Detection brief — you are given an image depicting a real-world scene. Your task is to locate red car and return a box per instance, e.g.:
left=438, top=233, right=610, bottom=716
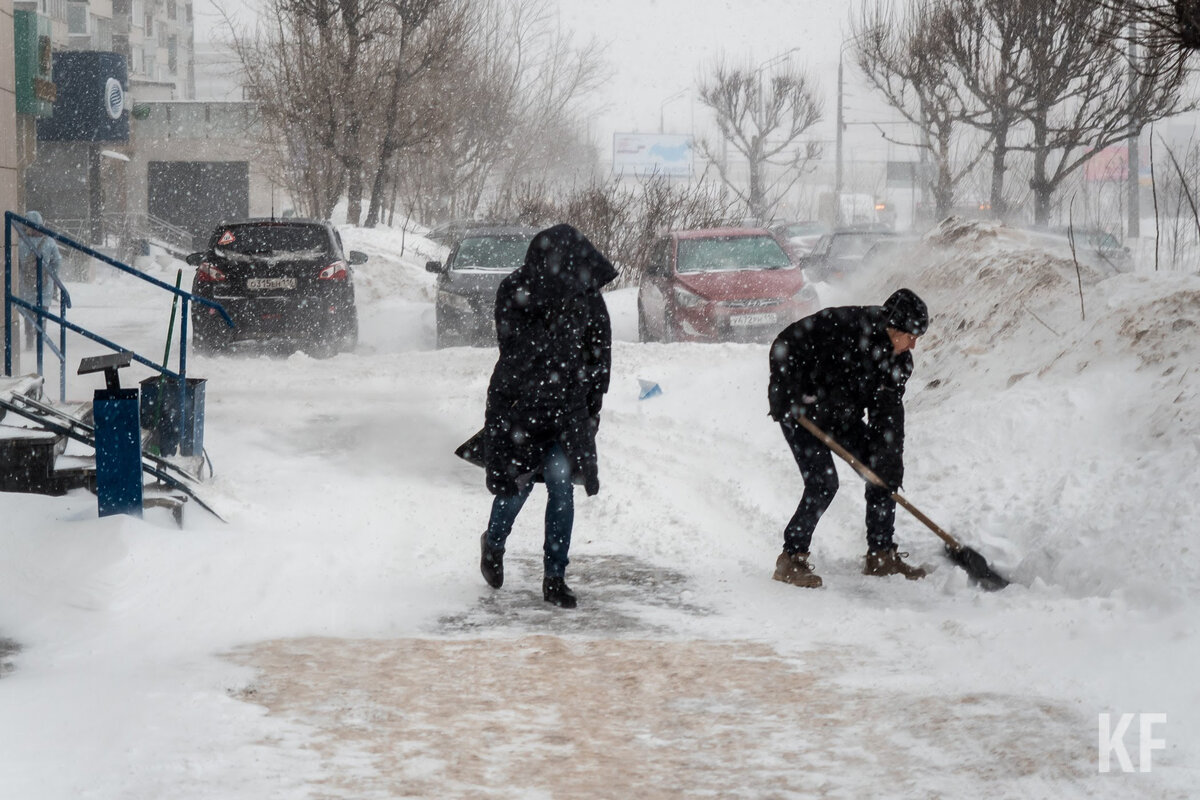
left=637, top=228, right=821, bottom=343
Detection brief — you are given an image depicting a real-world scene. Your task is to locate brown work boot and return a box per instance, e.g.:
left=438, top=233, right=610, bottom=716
left=772, top=551, right=823, bottom=588
left=863, top=547, right=927, bottom=580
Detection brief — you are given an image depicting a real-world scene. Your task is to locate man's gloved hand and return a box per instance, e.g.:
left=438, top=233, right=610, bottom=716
left=789, top=394, right=821, bottom=422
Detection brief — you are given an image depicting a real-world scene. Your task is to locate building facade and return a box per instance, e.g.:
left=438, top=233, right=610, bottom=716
left=15, top=0, right=271, bottom=252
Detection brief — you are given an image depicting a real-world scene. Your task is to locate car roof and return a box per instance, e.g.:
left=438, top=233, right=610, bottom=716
left=671, top=227, right=775, bottom=239
left=453, top=225, right=541, bottom=239
left=216, top=218, right=332, bottom=228
left=829, top=224, right=894, bottom=235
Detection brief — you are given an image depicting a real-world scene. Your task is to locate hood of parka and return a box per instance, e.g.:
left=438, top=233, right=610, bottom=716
left=512, top=224, right=618, bottom=306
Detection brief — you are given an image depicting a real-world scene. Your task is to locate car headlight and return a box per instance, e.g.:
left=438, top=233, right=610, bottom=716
left=442, top=292, right=474, bottom=313
left=793, top=284, right=819, bottom=304
left=672, top=285, right=706, bottom=308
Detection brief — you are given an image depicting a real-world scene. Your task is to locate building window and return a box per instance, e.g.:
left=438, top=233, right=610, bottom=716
left=67, top=2, right=90, bottom=35
left=167, top=0, right=176, bottom=20
left=168, top=36, right=177, bottom=74
left=95, top=16, right=112, bottom=50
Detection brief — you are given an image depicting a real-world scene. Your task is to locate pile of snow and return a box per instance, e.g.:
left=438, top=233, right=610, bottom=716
left=842, top=216, right=1200, bottom=605
left=339, top=223, right=440, bottom=306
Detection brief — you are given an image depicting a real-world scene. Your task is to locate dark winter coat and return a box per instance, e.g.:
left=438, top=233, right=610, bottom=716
left=472, top=224, right=617, bottom=497
left=768, top=305, right=913, bottom=487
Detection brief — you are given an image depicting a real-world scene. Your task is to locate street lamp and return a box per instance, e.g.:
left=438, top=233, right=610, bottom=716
left=834, top=35, right=866, bottom=226
left=753, top=47, right=805, bottom=116
left=659, top=89, right=688, bottom=134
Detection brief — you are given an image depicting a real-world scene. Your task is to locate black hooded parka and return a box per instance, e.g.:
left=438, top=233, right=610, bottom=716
left=482, top=224, right=618, bottom=497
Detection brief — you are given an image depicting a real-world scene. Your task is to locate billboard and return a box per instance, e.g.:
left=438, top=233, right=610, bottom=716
left=612, top=133, right=694, bottom=178
left=37, top=51, right=130, bottom=143
left=1084, top=145, right=1128, bottom=182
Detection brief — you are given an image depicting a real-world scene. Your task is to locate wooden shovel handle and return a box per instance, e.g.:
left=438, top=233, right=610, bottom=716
left=793, top=415, right=963, bottom=551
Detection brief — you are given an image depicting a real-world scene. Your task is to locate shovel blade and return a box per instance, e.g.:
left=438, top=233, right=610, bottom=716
left=944, top=543, right=1009, bottom=591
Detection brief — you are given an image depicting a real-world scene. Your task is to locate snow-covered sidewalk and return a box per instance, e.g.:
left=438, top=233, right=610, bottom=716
left=0, top=220, right=1197, bottom=798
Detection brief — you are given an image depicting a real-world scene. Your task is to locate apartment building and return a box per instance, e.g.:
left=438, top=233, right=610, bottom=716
left=17, top=0, right=270, bottom=251
left=18, top=0, right=195, bottom=101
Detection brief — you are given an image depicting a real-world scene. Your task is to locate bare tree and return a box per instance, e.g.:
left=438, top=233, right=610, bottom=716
left=696, top=55, right=824, bottom=223
left=853, top=0, right=990, bottom=220
left=231, top=3, right=346, bottom=217
left=937, top=0, right=1035, bottom=219
left=1114, top=1, right=1200, bottom=69
left=395, top=0, right=604, bottom=225
left=229, top=0, right=466, bottom=225
left=1009, top=0, right=1190, bottom=225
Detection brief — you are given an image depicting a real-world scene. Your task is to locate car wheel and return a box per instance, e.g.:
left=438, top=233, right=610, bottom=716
left=304, top=339, right=337, bottom=359
left=339, top=311, right=359, bottom=353
left=436, top=326, right=465, bottom=349
left=661, top=308, right=676, bottom=344
left=192, top=330, right=223, bottom=356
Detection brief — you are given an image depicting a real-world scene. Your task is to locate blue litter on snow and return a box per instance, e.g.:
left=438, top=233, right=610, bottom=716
left=638, top=379, right=662, bottom=400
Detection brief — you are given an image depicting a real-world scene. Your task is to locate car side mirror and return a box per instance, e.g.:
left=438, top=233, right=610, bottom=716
left=185, top=252, right=204, bottom=266
left=348, top=250, right=368, bottom=265
left=425, top=260, right=445, bottom=274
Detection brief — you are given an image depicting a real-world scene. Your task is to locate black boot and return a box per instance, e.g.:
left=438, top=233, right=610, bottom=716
left=542, top=576, right=577, bottom=609
left=480, top=533, right=504, bottom=589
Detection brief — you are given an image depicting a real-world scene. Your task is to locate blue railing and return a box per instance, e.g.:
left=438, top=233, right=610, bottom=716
left=3, top=211, right=233, bottom=442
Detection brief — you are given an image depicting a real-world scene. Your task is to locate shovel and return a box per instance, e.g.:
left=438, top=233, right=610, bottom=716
left=795, top=415, right=1009, bottom=591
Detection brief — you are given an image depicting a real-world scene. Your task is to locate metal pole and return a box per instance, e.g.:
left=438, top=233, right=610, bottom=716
left=1126, top=22, right=1140, bottom=239
left=835, top=55, right=845, bottom=226
left=4, top=215, right=12, bottom=377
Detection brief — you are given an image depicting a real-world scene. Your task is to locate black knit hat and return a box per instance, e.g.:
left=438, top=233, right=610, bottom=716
left=883, top=288, right=929, bottom=336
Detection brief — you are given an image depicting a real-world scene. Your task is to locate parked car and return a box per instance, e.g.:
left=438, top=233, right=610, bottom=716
left=187, top=219, right=365, bottom=357
left=860, top=235, right=923, bottom=272
left=424, top=218, right=514, bottom=247
left=637, top=227, right=820, bottom=343
left=425, top=226, right=540, bottom=347
left=1045, top=226, right=1133, bottom=273
left=801, top=227, right=901, bottom=282
left=768, top=220, right=829, bottom=263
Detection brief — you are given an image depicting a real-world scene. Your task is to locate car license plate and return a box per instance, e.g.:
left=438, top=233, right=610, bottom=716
left=729, top=312, right=776, bottom=327
left=246, top=277, right=296, bottom=291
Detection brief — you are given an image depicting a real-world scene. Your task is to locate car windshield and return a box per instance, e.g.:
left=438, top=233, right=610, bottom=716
left=676, top=235, right=791, bottom=273
left=213, top=224, right=329, bottom=262
left=452, top=235, right=532, bottom=271
left=782, top=223, right=824, bottom=238
left=829, top=233, right=890, bottom=259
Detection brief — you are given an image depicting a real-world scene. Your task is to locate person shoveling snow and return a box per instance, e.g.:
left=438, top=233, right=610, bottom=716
left=767, top=288, right=930, bottom=588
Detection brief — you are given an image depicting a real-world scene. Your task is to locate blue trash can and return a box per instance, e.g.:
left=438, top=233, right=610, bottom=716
left=94, top=387, right=144, bottom=518
left=139, top=376, right=206, bottom=456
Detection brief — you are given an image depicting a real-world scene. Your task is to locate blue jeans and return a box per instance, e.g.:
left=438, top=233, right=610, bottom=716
left=484, top=443, right=575, bottom=578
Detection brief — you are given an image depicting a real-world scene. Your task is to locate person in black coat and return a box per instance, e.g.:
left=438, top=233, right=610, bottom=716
left=767, top=288, right=930, bottom=587
left=467, top=223, right=617, bottom=608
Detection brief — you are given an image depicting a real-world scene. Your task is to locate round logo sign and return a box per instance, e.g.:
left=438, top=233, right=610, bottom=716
left=104, top=77, right=125, bottom=120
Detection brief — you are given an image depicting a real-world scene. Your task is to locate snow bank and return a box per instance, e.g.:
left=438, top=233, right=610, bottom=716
left=841, top=217, right=1200, bottom=605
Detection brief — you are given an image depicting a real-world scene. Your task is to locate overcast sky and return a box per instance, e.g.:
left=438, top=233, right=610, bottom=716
left=190, top=0, right=901, bottom=159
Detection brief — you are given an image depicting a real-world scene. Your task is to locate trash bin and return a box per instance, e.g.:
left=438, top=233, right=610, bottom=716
left=139, top=376, right=206, bottom=456
left=94, top=386, right=144, bottom=517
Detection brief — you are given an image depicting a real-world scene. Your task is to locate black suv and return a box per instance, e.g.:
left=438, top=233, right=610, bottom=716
left=425, top=226, right=539, bottom=347
left=187, top=219, right=366, bottom=356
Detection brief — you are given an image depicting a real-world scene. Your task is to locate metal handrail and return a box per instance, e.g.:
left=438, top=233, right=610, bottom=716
left=3, top=211, right=234, bottom=445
